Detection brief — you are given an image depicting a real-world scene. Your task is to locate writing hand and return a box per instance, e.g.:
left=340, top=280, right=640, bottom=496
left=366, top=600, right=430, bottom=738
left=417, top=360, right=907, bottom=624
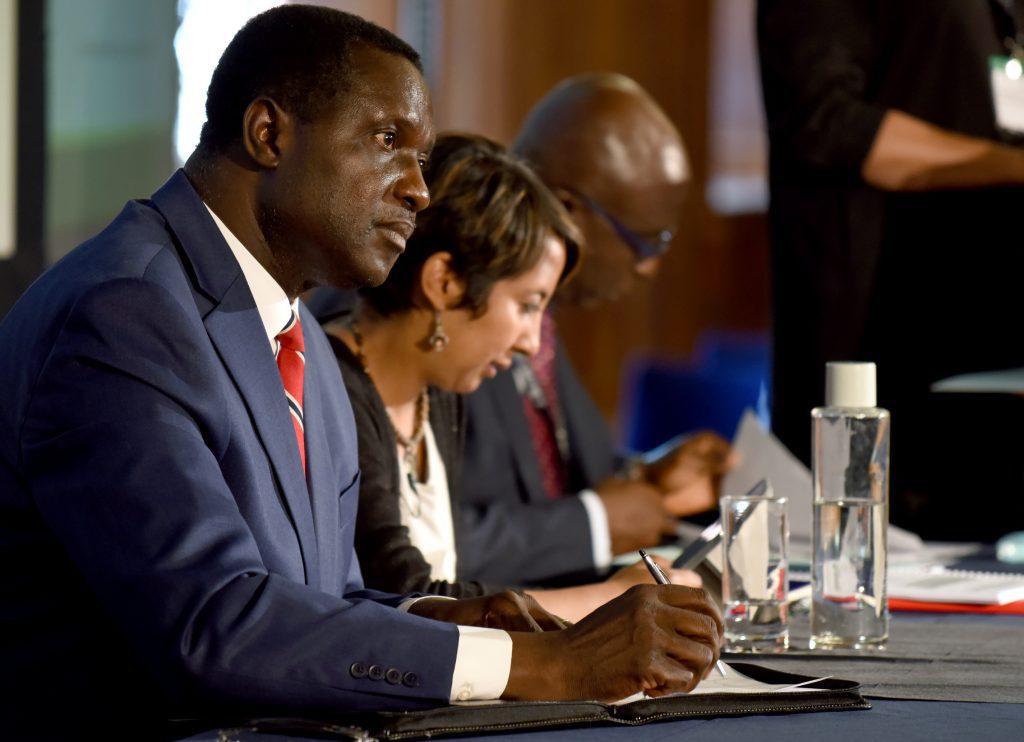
left=504, top=584, right=723, bottom=702
left=643, top=432, right=735, bottom=517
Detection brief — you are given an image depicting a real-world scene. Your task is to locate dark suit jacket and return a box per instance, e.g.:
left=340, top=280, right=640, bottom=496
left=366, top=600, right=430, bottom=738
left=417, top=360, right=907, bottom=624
left=458, top=340, right=621, bottom=585
left=0, top=171, right=459, bottom=737
left=331, top=334, right=496, bottom=598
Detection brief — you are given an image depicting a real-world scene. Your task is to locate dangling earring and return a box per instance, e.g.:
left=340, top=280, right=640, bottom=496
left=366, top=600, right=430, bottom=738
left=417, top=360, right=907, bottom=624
left=427, top=311, right=449, bottom=352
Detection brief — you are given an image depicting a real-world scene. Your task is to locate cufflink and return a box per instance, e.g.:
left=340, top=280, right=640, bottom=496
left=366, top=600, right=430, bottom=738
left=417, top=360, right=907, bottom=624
left=349, top=662, right=368, bottom=679
left=402, top=671, right=420, bottom=688
left=385, top=668, right=403, bottom=685
left=368, top=664, right=386, bottom=681
left=456, top=684, right=473, bottom=701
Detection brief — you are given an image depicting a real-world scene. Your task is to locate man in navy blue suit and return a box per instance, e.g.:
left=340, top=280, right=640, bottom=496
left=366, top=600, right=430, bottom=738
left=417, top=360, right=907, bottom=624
left=0, top=6, right=721, bottom=738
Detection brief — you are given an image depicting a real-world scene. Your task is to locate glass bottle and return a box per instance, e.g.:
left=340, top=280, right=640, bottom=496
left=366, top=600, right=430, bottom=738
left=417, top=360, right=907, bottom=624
left=810, top=362, right=890, bottom=649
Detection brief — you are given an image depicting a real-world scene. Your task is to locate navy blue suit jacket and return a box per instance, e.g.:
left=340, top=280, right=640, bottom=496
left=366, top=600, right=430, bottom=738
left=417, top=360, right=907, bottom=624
left=0, top=171, right=459, bottom=735
left=459, top=343, right=621, bottom=585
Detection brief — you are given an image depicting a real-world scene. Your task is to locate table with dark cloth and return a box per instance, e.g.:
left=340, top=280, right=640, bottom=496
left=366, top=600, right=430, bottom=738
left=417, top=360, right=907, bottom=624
left=180, top=612, right=1024, bottom=741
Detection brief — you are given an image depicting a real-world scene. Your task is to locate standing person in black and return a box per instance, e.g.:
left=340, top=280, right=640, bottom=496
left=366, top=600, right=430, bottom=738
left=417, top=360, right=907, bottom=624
left=760, top=0, right=1024, bottom=541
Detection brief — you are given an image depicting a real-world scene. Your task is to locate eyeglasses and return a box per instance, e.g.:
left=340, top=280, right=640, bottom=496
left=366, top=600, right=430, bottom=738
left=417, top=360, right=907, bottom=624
left=570, top=190, right=674, bottom=261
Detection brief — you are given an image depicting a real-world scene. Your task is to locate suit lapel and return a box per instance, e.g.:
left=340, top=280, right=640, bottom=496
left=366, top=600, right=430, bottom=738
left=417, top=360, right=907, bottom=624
left=489, top=371, right=549, bottom=503
left=205, top=282, right=320, bottom=586
left=555, top=343, right=620, bottom=487
left=150, top=170, right=320, bottom=586
left=299, top=312, right=335, bottom=587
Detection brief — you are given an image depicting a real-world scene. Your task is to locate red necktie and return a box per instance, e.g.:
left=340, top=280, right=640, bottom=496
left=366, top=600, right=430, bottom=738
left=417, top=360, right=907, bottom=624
left=275, top=311, right=306, bottom=475
left=521, top=311, right=567, bottom=499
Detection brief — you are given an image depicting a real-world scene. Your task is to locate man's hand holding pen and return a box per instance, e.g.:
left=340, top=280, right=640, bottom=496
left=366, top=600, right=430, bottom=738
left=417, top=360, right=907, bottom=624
left=642, top=431, right=735, bottom=518
left=501, top=584, right=723, bottom=701
left=412, top=568, right=722, bottom=701
left=594, top=431, right=736, bottom=558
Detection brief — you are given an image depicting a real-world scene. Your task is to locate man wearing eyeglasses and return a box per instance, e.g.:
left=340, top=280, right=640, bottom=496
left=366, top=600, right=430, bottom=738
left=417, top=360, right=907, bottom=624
left=457, top=74, right=733, bottom=587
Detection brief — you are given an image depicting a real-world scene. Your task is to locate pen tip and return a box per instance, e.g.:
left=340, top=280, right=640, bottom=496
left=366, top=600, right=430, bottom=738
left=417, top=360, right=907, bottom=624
left=638, top=549, right=648, bottom=558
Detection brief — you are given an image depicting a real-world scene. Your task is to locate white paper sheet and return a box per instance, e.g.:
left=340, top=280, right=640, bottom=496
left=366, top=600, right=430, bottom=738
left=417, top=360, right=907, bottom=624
left=610, top=663, right=830, bottom=704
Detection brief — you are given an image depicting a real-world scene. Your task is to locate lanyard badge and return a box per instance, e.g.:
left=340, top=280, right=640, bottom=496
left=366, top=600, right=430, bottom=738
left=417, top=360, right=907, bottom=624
left=990, top=0, right=1024, bottom=134
left=990, top=52, right=1024, bottom=135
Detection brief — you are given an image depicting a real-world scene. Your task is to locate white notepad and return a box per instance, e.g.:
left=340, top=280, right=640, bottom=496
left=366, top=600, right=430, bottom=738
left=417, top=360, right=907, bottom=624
left=888, top=567, right=1024, bottom=605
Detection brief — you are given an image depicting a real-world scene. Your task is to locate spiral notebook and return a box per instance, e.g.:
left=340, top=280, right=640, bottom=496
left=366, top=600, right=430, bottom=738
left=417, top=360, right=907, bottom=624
left=888, top=566, right=1024, bottom=605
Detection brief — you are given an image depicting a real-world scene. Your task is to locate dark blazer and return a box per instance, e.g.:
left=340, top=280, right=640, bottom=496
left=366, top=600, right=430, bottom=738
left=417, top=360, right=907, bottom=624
left=0, top=171, right=459, bottom=737
left=458, top=340, right=621, bottom=585
left=331, top=334, right=497, bottom=598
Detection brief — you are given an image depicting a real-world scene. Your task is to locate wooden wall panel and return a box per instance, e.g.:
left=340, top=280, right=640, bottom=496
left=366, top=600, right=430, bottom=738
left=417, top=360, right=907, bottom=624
left=428, top=0, right=770, bottom=431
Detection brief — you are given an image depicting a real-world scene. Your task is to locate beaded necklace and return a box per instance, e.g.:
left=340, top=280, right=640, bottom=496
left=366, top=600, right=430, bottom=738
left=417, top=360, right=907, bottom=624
left=350, top=320, right=430, bottom=516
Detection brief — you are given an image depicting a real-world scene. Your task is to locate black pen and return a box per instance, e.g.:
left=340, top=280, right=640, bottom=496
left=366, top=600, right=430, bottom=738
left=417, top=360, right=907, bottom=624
left=638, top=549, right=727, bottom=678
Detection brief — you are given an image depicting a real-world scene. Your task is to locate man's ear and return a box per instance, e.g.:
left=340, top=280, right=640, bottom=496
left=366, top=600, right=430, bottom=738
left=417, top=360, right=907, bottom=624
left=418, top=252, right=467, bottom=311
left=242, top=97, right=292, bottom=169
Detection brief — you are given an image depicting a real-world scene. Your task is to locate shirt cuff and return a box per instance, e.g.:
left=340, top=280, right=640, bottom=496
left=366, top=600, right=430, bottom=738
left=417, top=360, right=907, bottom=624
left=450, top=626, right=513, bottom=701
left=579, top=489, right=613, bottom=568
left=396, top=595, right=453, bottom=613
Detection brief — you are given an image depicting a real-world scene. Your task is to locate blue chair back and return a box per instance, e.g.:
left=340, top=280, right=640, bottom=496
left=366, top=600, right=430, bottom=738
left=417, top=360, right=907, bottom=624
left=621, top=330, right=771, bottom=451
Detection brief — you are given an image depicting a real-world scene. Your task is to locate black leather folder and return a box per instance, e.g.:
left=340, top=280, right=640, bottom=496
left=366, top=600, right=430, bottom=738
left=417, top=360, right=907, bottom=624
left=211, top=662, right=868, bottom=741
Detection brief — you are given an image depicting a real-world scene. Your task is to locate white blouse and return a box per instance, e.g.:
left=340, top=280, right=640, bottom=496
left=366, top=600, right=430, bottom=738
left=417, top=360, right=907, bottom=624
left=395, top=421, right=457, bottom=583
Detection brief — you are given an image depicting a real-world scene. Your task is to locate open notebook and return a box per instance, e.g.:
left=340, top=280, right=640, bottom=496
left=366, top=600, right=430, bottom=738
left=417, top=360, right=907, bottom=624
left=888, top=566, right=1024, bottom=605
left=608, top=661, right=831, bottom=704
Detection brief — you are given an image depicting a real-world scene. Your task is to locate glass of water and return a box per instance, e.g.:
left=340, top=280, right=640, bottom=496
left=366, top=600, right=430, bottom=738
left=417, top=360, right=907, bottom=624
left=721, top=494, right=789, bottom=652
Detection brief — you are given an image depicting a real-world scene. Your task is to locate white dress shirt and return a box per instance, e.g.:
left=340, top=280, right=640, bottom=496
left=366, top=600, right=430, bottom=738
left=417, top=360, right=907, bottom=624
left=579, top=490, right=614, bottom=569
left=206, top=205, right=512, bottom=701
